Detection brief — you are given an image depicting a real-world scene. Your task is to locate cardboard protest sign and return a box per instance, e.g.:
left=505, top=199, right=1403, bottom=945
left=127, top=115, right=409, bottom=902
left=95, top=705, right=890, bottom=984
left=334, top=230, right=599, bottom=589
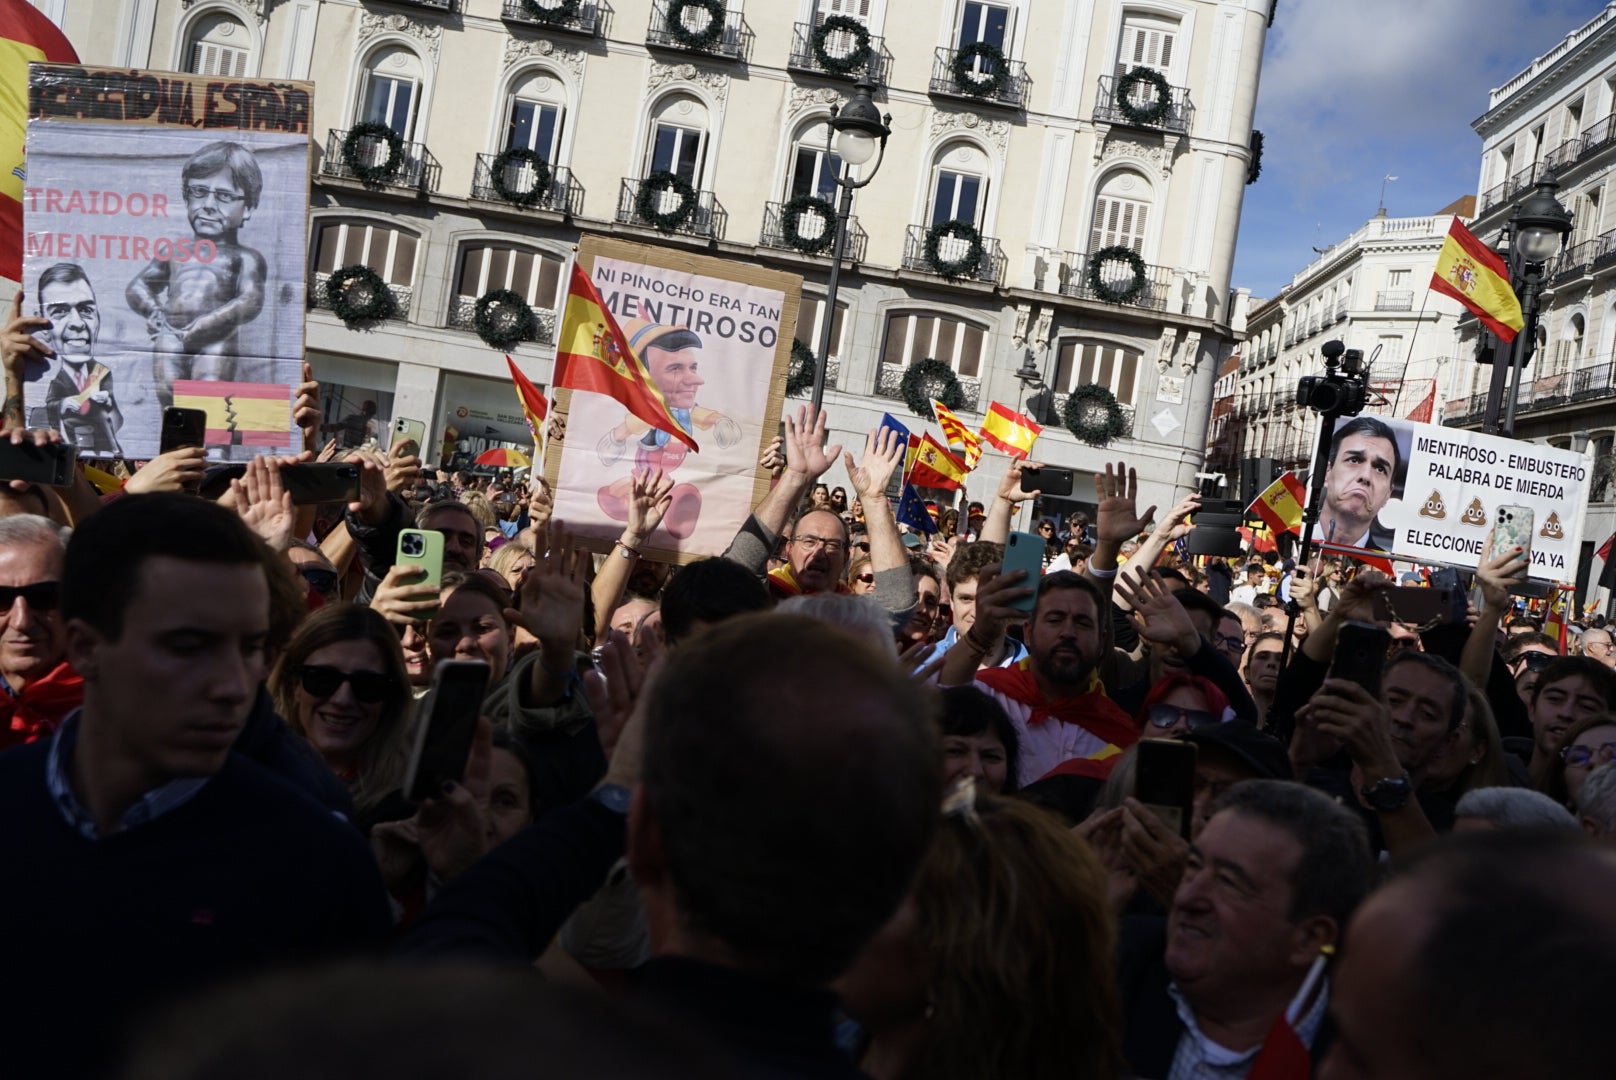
left=20, top=64, right=311, bottom=459
left=544, top=235, right=800, bottom=563
left=1319, top=414, right=1589, bottom=581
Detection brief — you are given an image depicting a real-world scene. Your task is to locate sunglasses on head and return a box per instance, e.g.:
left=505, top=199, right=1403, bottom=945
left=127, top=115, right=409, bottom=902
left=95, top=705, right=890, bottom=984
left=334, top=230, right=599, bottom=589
left=1146, top=704, right=1220, bottom=731
left=296, top=665, right=393, bottom=703
left=0, top=581, right=60, bottom=613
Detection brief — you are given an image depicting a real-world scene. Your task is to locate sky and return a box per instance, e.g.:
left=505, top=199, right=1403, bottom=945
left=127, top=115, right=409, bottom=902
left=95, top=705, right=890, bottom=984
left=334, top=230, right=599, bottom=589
left=1232, top=0, right=1615, bottom=300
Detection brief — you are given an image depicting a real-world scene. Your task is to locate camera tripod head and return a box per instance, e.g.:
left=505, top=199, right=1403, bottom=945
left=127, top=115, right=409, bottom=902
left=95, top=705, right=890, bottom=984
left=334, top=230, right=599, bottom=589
left=1297, top=339, right=1370, bottom=418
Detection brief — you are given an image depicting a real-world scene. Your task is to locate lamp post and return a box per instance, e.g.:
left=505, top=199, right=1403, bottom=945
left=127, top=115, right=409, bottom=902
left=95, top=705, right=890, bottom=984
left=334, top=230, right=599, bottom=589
left=810, top=80, right=891, bottom=414
left=1483, top=178, right=1573, bottom=436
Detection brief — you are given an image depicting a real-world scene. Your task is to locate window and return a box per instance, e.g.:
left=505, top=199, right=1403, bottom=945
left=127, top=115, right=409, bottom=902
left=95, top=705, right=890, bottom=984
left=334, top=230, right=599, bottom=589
left=790, top=127, right=843, bottom=201
left=186, top=14, right=250, bottom=77
left=881, top=312, right=987, bottom=378
left=358, top=47, right=423, bottom=140
left=1577, top=186, right=1601, bottom=246
left=645, top=94, right=709, bottom=186
left=1531, top=124, right=1546, bottom=163
left=1052, top=338, right=1140, bottom=404
left=929, top=141, right=989, bottom=227
left=1565, top=98, right=1584, bottom=142
left=1557, top=313, right=1586, bottom=375
left=1386, top=269, right=1409, bottom=289
left=314, top=220, right=418, bottom=287
left=1089, top=171, right=1150, bottom=253
left=504, top=71, right=565, bottom=162
left=799, top=296, right=848, bottom=360
left=456, top=244, right=565, bottom=309
left=1497, top=145, right=1514, bottom=186
left=816, top=0, right=871, bottom=21
left=957, top=2, right=1010, bottom=48
left=1116, top=13, right=1176, bottom=77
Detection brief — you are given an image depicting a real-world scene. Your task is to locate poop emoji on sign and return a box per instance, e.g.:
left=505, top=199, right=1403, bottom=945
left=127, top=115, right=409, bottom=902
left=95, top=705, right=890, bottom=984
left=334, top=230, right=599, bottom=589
left=1460, top=499, right=1488, bottom=527
left=1419, top=491, right=1446, bottom=519
left=1540, top=512, right=1564, bottom=540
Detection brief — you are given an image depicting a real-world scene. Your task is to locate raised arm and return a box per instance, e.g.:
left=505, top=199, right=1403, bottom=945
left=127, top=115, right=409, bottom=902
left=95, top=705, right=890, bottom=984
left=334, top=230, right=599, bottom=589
left=1118, top=493, right=1200, bottom=600
left=2, top=292, right=52, bottom=430
left=590, top=469, right=674, bottom=643
left=1461, top=546, right=1528, bottom=688
left=723, top=406, right=841, bottom=575
left=845, top=425, right=908, bottom=579
left=1087, top=461, right=1157, bottom=610
left=980, top=456, right=1041, bottom=546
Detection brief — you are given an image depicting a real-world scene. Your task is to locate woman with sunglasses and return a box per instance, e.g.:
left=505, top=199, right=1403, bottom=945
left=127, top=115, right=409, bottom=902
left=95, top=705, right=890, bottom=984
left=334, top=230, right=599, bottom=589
left=1136, top=673, right=1231, bottom=738
left=846, top=555, right=877, bottom=596
left=1540, top=712, right=1616, bottom=811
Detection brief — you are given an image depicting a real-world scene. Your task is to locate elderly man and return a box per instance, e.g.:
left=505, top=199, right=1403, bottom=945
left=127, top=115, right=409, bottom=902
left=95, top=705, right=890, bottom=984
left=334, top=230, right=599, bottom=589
left=0, top=514, right=78, bottom=750
left=1580, top=626, right=1616, bottom=669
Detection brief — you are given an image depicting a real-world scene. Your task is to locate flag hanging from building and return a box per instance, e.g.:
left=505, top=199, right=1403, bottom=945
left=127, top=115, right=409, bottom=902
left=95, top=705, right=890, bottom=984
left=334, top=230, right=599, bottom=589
left=909, top=432, right=968, bottom=490
left=1405, top=380, right=1437, bottom=424
left=1429, top=218, right=1525, bottom=344
left=980, top=401, right=1042, bottom=459
left=1599, top=531, right=1615, bottom=589
left=553, top=261, right=697, bottom=452
left=895, top=483, right=938, bottom=535
left=505, top=354, right=549, bottom=446
left=1, top=0, right=79, bottom=283
left=1248, top=470, right=1306, bottom=536
left=932, top=398, right=982, bottom=465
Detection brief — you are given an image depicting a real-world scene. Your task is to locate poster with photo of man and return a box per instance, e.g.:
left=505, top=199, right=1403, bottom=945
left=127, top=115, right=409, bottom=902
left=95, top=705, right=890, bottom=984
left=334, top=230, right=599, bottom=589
left=19, top=64, right=312, bottom=459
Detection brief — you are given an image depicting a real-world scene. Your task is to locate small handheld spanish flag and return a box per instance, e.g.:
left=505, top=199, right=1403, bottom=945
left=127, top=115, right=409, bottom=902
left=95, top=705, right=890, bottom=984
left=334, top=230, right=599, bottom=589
left=909, top=432, right=967, bottom=491
left=979, top=401, right=1042, bottom=459
left=1248, top=470, right=1306, bottom=537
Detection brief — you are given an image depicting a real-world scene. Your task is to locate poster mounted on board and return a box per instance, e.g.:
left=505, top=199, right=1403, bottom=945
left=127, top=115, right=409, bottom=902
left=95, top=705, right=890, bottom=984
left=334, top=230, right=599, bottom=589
left=544, top=236, right=801, bottom=563
left=1317, top=414, right=1590, bottom=581
left=19, top=64, right=312, bottom=460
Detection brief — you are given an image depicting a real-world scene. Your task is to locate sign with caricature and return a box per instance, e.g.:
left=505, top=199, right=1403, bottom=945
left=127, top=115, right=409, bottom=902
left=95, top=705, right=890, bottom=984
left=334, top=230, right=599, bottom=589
left=19, top=64, right=312, bottom=459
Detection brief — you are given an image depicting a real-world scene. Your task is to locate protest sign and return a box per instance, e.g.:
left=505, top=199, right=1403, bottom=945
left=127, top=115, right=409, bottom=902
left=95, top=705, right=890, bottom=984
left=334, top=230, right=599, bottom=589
left=1320, top=414, right=1590, bottom=581
left=544, top=235, right=800, bottom=563
left=20, top=64, right=311, bottom=459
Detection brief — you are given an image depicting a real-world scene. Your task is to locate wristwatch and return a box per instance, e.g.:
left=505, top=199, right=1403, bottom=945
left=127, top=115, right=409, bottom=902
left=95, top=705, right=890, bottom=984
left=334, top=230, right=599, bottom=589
left=589, top=782, right=632, bottom=816
left=1360, top=771, right=1413, bottom=812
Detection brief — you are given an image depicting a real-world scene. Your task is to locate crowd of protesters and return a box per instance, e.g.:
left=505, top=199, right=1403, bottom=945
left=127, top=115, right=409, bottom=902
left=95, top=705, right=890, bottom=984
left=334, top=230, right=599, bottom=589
left=3, top=293, right=1616, bottom=1080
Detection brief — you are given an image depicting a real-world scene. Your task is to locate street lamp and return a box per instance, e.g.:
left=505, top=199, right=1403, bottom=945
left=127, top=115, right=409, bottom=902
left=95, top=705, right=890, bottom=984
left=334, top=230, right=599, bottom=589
left=811, top=80, right=891, bottom=413
left=1483, top=178, right=1573, bottom=436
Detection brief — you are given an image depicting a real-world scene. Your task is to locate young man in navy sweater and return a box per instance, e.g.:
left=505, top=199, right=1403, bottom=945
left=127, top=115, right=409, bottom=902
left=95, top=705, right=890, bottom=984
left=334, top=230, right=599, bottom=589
left=0, top=494, right=391, bottom=1078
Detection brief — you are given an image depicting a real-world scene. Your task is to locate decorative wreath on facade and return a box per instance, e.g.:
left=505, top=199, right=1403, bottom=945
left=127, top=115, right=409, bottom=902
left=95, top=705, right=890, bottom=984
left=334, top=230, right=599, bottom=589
left=1064, top=384, right=1126, bottom=446
left=489, top=147, right=552, bottom=207
left=636, top=170, right=698, bottom=231
left=326, top=265, right=394, bottom=324
left=900, top=357, right=963, bottom=417
left=1088, top=245, right=1148, bottom=304
left=780, top=195, right=836, bottom=254
left=924, top=220, right=985, bottom=280
left=519, top=0, right=581, bottom=24
left=667, top=0, right=724, bottom=50
left=950, top=41, right=1010, bottom=99
left=1116, top=66, right=1172, bottom=126
left=812, top=15, right=872, bottom=75
left=1247, top=130, right=1264, bottom=185
left=474, top=289, right=536, bottom=349
left=342, top=122, right=404, bottom=185
left=786, top=340, right=817, bottom=396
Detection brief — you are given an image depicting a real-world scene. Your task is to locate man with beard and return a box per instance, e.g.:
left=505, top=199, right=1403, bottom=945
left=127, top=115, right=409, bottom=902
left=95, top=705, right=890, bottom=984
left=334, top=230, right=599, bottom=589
left=1316, top=417, right=1398, bottom=552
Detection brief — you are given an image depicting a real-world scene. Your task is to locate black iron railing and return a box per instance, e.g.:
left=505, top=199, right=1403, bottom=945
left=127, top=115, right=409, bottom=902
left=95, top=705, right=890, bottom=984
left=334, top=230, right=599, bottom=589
left=758, top=201, right=867, bottom=261
left=786, top=20, right=889, bottom=85
left=616, top=177, right=727, bottom=240
left=470, top=155, right=583, bottom=216
left=500, top=0, right=600, bottom=34
left=901, top=223, right=1004, bottom=284
left=928, top=45, right=1028, bottom=109
left=1059, top=250, right=1173, bottom=311
left=646, top=0, right=749, bottom=60
left=1093, top=73, right=1193, bottom=136
left=322, top=128, right=440, bottom=193
left=446, top=296, right=556, bottom=344
left=876, top=364, right=982, bottom=412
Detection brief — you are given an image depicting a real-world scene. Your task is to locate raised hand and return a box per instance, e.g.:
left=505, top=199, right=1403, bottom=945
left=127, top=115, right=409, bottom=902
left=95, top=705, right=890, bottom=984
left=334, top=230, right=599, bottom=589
left=293, top=363, right=320, bottom=447
left=1298, top=678, right=1400, bottom=777
left=1116, top=571, right=1200, bottom=655
left=759, top=434, right=784, bottom=473
left=626, top=467, right=676, bottom=541
left=782, top=405, right=842, bottom=482
left=345, top=450, right=390, bottom=525
left=123, top=445, right=207, bottom=496
left=1290, top=567, right=1318, bottom=611
left=506, top=519, right=588, bottom=656
left=844, top=424, right=905, bottom=500
left=966, top=564, right=1035, bottom=643
left=1330, top=568, right=1392, bottom=625
left=3, top=293, right=52, bottom=429
left=1094, top=461, right=1156, bottom=545
left=582, top=629, right=648, bottom=764
left=372, top=563, right=440, bottom=629
left=384, top=437, right=422, bottom=496
left=231, top=454, right=295, bottom=551
left=1474, top=545, right=1528, bottom=612
left=1152, top=493, right=1202, bottom=542
left=997, top=457, right=1043, bottom=502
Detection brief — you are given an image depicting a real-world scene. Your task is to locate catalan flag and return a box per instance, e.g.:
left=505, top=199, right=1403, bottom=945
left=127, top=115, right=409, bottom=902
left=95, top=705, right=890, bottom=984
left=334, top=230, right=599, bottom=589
left=2, top=0, right=78, bottom=282
left=980, top=401, right=1042, bottom=459
left=1429, top=218, right=1524, bottom=344
left=553, top=261, right=696, bottom=452
left=932, top=399, right=981, bottom=463
left=505, top=354, right=548, bottom=446
left=909, top=432, right=967, bottom=491
left=1248, top=470, right=1306, bottom=536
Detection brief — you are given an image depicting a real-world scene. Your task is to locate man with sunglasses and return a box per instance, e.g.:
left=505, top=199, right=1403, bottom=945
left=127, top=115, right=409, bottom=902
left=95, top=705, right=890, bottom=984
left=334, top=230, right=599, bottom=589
left=0, top=514, right=77, bottom=752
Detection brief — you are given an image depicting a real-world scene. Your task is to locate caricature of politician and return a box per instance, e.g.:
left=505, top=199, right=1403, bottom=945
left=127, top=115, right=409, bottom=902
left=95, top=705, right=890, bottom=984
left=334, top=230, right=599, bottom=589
left=596, top=319, right=742, bottom=540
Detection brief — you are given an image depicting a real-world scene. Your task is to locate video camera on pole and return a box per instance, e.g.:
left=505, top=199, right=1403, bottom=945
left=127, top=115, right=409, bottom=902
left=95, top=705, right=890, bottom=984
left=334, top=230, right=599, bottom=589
left=1296, top=340, right=1370, bottom=419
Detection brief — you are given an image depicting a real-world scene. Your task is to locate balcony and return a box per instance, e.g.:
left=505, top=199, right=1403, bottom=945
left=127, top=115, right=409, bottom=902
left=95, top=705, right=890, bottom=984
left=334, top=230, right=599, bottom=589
left=310, top=270, right=411, bottom=322
left=1593, top=228, right=1616, bottom=272
left=646, top=0, right=749, bottom=61
left=1051, top=394, right=1135, bottom=439
left=758, top=201, right=868, bottom=262
left=1306, top=315, right=1320, bottom=335
left=500, top=0, right=600, bottom=35
left=927, top=45, right=1028, bottom=110
left=321, top=128, right=440, bottom=194
left=786, top=356, right=840, bottom=397
left=786, top=20, right=889, bottom=85
left=1443, top=360, right=1616, bottom=426
left=1059, top=250, right=1172, bottom=311
left=1551, top=238, right=1598, bottom=286
left=1093, top=73, right=1194, bottom=136
left=616, top=176, right=727, bottom=240
left=901, top=223, right=1004, bottom=284
left=1374, top=290, right=1414, bottom=311
left=365, top=0, right=453, bottom=10
left=470, top=154, right=583, bottom=216
left=1479, top=160, right=1561, bottom=216
left=1335, top=300, right=1348, bottom=321
left=876, top=364, right=981, bottom=412
left=446, top=295, right=556, bottom=345
left=1580, top=113, right=1616, bottom=163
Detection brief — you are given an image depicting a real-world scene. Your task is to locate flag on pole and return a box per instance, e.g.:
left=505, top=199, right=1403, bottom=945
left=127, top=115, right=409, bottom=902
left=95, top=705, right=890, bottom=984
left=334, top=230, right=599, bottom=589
left=2, top=1, right=79, bottom=283
left=932, top=398, right=982, bottom=465
left=1248, top=471, right=1306, bottom=536
left=979, top=401, right=1042, bottom=459
left=1246, top=951, right=1331, bottom=1080
left=1318, top=541, right=1395, bottom=577
left=505, top=354, right=549, bottom=447
left=1406, top=380, right=1437, bottom=424
left=553, top=261, right=697, bottom=452
left=1429, top=218, right=1525, bottom=343
left=1599, top=532, right=1615, bottom=590
left=909, top=433, right=967, bottom=490
left=1544, top=588, right=1568, bottom=653
left=895, top=483, right=938, bottom=534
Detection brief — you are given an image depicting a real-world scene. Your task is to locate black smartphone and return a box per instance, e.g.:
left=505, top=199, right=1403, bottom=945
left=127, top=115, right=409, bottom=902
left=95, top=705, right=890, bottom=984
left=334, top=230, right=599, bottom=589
left=1372, top=586, right=1460, bottom=627
left=0, top=440, right=77, bottom=487
left=404, top=660, right=491, bottom=803
left=1021, top=466, right=1074, bottom=497
left=278, top=462, right=361, bottom=506
left=1184, top=499, right=1246, bottom=557
left=1427, top=567, right=1469, bottom=623
left=159, top=407, right=208, bottom=454
left=1329, top=620, right=1392, bottom=698
left=1135, top=738, right=1198, bottom=840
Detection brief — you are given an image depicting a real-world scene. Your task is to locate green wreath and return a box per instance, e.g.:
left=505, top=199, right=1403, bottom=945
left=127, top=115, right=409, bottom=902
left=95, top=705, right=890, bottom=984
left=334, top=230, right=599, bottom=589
left=1064, top=384, right=1126, bottom=446
left=786, top=340, right=817, bottom=395
left=1116, top=66, right=1172, bottom=126
left=325, top=265, right=394, bottom=324
left=1247, top=130, right=1264, bottom=185
left=950, top=41, right=1009, bottom=99
left=812, top=15, right=872, bottom=76
left=900, top=357, right=963, bottom=418
left=636, top=170, right=697, bottom=231
left=490, top=146, right=551, bottom=207
left=342, top=122, right=404, bottom=185
left=1088, top=244, right=1147, bottom=304
left=667, top=0, right=724, bottom=50
left=474, top=289, right=536, bottom=349
left=780, top=195, right=836, bottom=254
left=924, top=219, right=985, bottom=280
left=519, top=0, right=581, bottom=23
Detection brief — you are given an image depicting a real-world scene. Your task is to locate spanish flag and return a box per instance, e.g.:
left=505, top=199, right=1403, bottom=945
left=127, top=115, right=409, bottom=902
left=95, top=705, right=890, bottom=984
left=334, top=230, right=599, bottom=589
left=980, top=401, right=1042, bottom=459
left=553, top=261, right=697, bottom=452
left=2, top=0, right=79, bottom=282
left=1248, top=470, right=1306, bottom=536
left=1543, top=588, right=1567, bottom=654
left=505, top=354, right=548, bottom=446
left=1429, top=218, right=1524, bottom=344
left=173, top=380, right=293, bottom=448
left=932, top=398, right=982, bottom=465
left=909, top=432, right=967, bottom=491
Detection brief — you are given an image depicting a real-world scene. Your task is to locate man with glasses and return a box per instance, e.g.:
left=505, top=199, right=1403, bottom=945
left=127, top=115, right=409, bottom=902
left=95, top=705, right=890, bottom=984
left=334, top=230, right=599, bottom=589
left=1579, top=626, right=1616, bottom=669
left=126, top=139, right=268, bottom=409
left=0, top=514, right=78, bottom=751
